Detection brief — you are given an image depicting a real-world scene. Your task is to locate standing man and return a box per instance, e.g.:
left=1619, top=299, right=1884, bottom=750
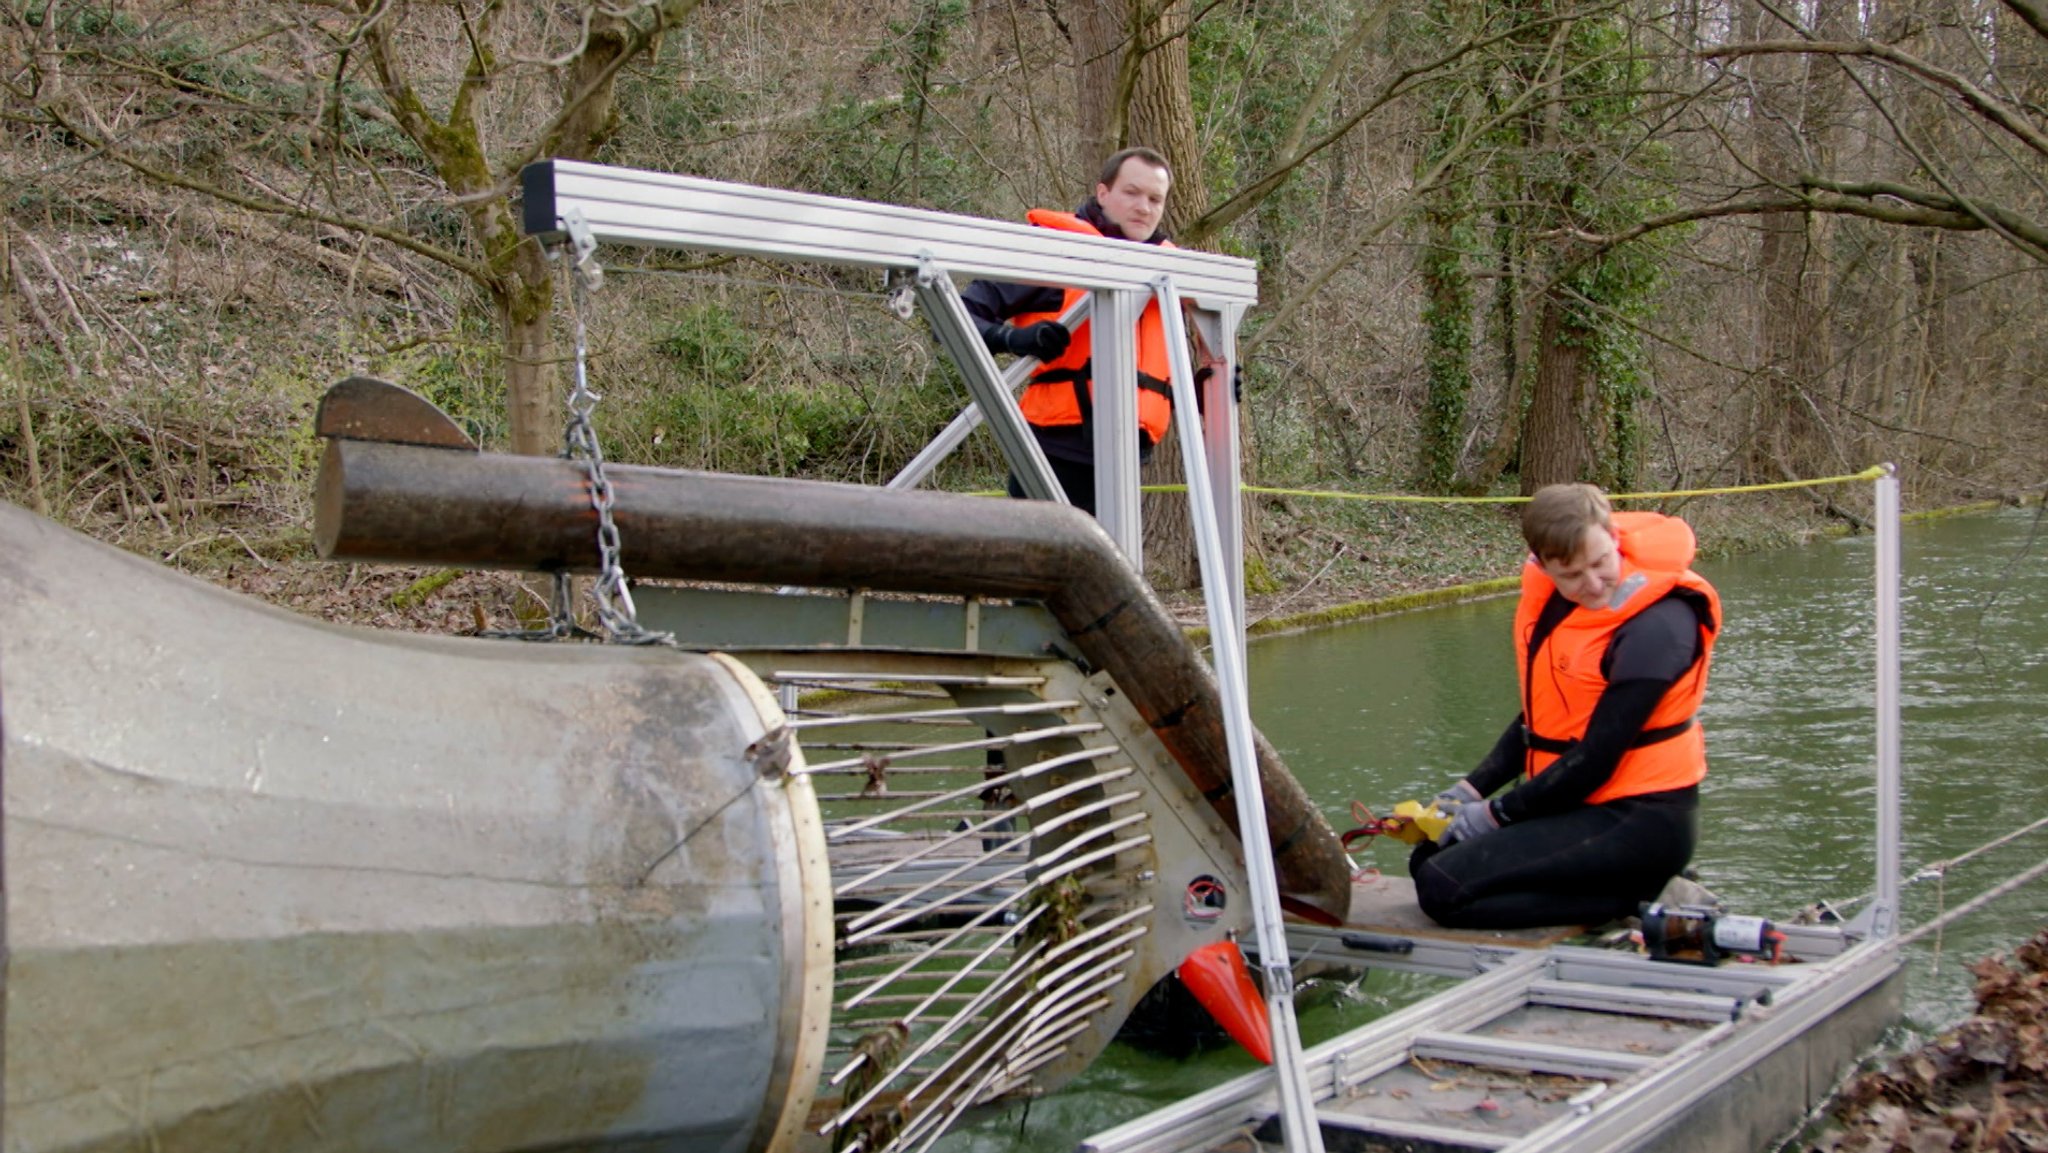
left=964, top=147, right=1216, bottom=516
left=1409, top=483, right=1722, bottom=930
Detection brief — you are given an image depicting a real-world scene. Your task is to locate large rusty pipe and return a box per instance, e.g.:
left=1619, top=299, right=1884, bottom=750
left=315, top=425, right=1351, bottom=923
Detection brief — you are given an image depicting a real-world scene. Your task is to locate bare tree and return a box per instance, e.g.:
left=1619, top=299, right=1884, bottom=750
left=7, top=1, right=702, bottom=456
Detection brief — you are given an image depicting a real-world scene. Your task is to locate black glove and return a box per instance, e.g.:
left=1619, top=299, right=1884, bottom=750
left=1194, top=362, right=1244, bottom=404
left=1003, top=321, right=1071, bottom=360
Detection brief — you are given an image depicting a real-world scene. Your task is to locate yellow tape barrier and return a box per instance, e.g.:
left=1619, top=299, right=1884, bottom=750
left=964, top=465, right=1890, bottom=502
left=1138, top=464, right=1891, bottom=504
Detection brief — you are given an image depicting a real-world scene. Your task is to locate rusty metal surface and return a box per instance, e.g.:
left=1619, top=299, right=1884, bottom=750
left=0, top=501, right=828, bottom=1153
left=314, top=401, right=1351, bottom=923
left=313, top=375, right=478, bottom=450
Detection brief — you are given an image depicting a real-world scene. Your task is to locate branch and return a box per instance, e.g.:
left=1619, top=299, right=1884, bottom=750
left=1272, top=0, right=1396, bottom=165
left=33, top=102, right=490, bottom=281
left=2001, top=0, right=2048, bottom=42
left=1191, top=2, right=1612, bottom=239
left=1827, top=49, right=2048, bottom=261
left=702, top=61, right=1020, bottom=137
left=1554, top=184, right=2047, bottom=265
left=1804, top=178, right=2048, bottom=256
left=1703, top=39, right=2048, bottom=161
left=522, top=0, right=705, bottom=173
left=1235, top=20, right=1586, bottom=336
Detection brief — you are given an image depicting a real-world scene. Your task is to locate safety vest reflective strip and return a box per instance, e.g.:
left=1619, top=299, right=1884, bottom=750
left=1511, top=511, right=1722, bottom=805
left=1012, top=210, right=1175, bottom=445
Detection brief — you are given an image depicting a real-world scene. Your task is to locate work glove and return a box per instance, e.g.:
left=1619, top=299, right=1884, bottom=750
left=1193, top=362, right=1244, bottom=404
left=1433, top=779, right=1483, bottom=814
left=1440, top=797, right=1503, bottom=847
left=1003, top=321, right=1071, bottom=360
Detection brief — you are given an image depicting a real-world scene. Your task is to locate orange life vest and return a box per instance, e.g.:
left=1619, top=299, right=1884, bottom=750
left=1012, top=209, right=1175, bottom=446
left=1512, top=511, right=1721, bottom=804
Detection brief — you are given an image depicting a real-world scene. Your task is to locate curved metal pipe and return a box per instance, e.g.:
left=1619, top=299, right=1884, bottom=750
left=313, top=384, right=1351, bottom=922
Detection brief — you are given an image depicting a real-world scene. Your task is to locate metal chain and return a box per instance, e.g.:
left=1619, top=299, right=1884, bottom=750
left=560, top=247, right=674, bottom=646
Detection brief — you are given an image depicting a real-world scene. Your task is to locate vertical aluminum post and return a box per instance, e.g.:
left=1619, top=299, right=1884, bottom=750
left=914, top=267, right=1065, bottom=503
left=888, top=297, right=1091, bottom=492
left=1873, top=465, right=1901, bottom=938
left=1157, top=283, right=1324, bottom=1153
left=1188, top=305, right=1248, bottom=663
left=1092, top=290, right=1146, bottom=565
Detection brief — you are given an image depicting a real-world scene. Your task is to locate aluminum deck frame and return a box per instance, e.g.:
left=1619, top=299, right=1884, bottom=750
left=1084, top=468, right=1910, bottom=1152
left=1080, top=941, right=1905, bottom=1153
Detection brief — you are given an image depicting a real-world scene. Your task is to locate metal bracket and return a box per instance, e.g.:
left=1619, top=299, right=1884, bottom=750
left=846, top=590, right=867, bottom=647
left=883, top=268, right=917, bottom=320
left=561, top=207, right=605, bottom=292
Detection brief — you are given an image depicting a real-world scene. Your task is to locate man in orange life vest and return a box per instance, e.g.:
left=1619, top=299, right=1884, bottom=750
left=1409, top=483, right=1722, bottom=931
left=963, top=147, right=1226, bottom=515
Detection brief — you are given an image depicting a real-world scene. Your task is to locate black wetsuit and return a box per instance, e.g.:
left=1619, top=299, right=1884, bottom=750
left=1408, top=594, right=1705, bottom=930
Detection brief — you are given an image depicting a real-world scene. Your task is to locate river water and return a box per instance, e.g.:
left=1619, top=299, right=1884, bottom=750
left=938, top=505, right=2048, bottom=1152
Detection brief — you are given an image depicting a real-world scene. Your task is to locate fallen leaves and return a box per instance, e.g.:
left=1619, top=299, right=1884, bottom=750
left=1810, top=928, right=2048, bottom=1153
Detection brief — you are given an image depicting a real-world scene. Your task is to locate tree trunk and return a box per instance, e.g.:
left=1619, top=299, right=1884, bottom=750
left=1744, top=0, right=1840, bottom=482
left=1071, top=2, right=1128, bottom=190
left=499, top=257, right=561, bottom=459
left=1472, top=194, right=1530, bottom=489
left=1520, top=288, right=1590, bottom=493
left=1416, top=203, right=1474, bottom=493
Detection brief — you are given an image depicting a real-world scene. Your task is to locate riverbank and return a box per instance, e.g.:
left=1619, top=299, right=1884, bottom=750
left=211, top=482, right=2019, bottom=639
left=1163, top=491, right=2023, bottom=647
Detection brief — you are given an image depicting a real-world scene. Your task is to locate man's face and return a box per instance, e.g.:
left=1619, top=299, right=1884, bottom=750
left=1095, top=159, right=1171, bottom=239
left=1540, top=524, right=1624, bottom=610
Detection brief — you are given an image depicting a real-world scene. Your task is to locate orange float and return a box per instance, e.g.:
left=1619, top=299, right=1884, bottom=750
left=1177, top=940, right=1273, bottom=1064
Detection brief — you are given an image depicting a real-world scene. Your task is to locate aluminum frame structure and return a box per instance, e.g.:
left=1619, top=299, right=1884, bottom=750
left=521, top=160, right=1254, bottom=578
left=1871, top=467, right=1902, bottom=938
left=1084, top=467, right=1915, bottom=1153
left=520, top=160, right=1318, bottom=1150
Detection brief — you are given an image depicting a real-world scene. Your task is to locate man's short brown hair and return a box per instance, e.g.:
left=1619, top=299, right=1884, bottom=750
left=1522, top=483, right=1613, bottom=564
left=1098, top=146, right=1171, bottom=188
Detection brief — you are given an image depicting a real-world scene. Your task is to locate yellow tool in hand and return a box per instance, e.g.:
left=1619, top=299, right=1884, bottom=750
left=1339, top=799, right=1454, bottom=848
left=1386, top=799, right=1454, bottom=844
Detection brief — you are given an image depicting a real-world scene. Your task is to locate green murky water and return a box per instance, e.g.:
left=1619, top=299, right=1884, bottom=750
left=939, top=506, right=2048, bottom=1151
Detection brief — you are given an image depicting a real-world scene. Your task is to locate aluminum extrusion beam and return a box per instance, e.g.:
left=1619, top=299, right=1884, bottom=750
left=1525, top=980, right=1742, bottom=1024
left=522, top=161, right=1259, bottom=307
left=1874, top=468, right=1901, bottom=937
left=1077, top=951, right=1555, bottom=1153
left=1510, top=946, right=1904, bottom=1153
left=1157, top=278, right=1319, bottom=1151
left=1186, top=304, right=1247, bottom=650
left=1315, top=1112, right=1517, bottom=1152
left=1092, top=289, right=1146, bottom=563
left=1409, top=1032, right=1659, bottom=1078
left=887, top=297, right=1091, bottom=492
left=913, top=269, right=1063, bottom=503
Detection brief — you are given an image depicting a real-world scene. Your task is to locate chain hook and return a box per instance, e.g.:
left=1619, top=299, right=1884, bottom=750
left=561, top=207, right=605, bottom=293
left=555, top=241, right=673, bottom=647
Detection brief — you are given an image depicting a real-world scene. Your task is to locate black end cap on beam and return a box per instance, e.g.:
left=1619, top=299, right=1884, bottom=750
left=521, top=161, right=560, bottom=240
